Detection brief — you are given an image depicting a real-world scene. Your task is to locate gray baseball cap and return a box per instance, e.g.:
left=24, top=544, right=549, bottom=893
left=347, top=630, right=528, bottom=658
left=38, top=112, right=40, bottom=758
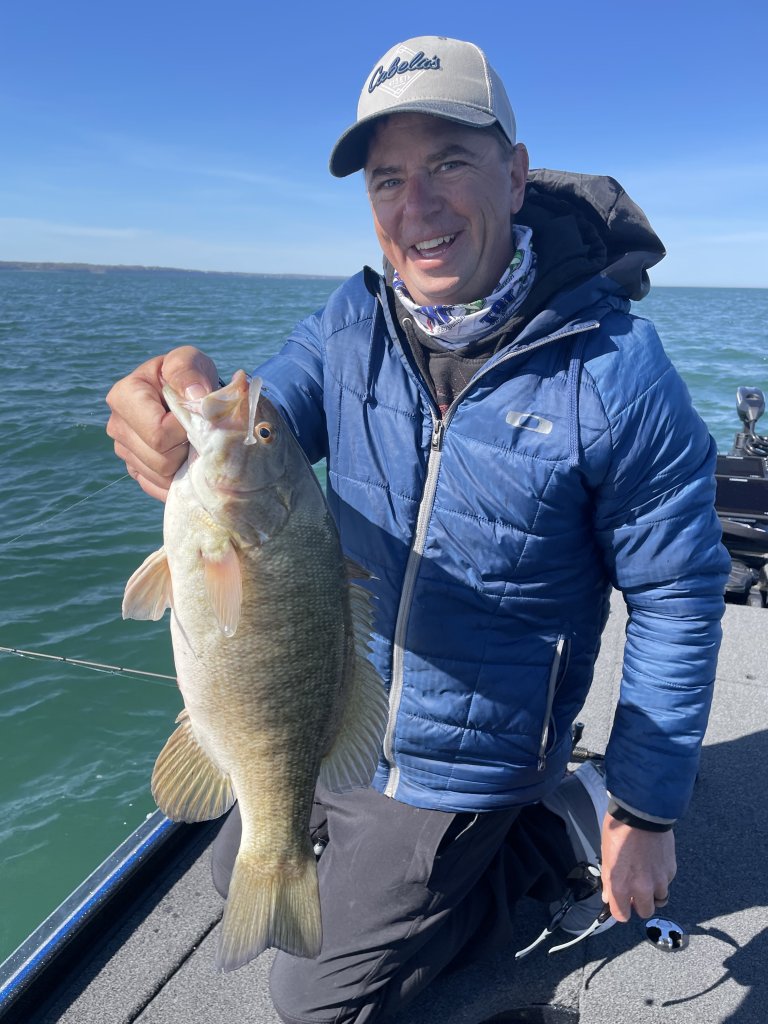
left=329, top=36, right=516, bottom=178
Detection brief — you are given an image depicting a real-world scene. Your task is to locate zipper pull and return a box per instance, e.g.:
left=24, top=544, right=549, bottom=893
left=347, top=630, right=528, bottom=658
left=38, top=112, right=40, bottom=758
left=538, top=636, right=567, bottom=772
left=431, top=418, right=445, bottom=452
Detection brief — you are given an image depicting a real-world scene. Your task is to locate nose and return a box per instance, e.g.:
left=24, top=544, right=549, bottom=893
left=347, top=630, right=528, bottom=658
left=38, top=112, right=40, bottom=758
left=402, top=171, right=442, bottom=220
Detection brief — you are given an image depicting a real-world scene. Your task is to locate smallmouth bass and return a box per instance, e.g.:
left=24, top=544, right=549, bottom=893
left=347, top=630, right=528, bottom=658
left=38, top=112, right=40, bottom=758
left=123, top=371, right=387, bottom=971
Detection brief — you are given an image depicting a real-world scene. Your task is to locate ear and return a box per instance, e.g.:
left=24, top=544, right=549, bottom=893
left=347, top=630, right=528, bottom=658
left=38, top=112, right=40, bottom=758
left=509, top=143, right=529, bottom=215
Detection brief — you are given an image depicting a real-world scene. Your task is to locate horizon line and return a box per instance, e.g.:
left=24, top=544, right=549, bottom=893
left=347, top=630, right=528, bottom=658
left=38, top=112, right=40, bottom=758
left=0, top=260, right=347, bottom=281
left=1, top=260, right=766, bottom=290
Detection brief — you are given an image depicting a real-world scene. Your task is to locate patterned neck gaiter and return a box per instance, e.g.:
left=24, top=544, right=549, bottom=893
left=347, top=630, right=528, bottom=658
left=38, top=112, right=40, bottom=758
left=393, top=224, right=536, bottom=349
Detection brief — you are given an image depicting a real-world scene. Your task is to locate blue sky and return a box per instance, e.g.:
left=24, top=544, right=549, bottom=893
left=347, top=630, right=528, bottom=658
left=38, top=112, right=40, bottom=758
left=2, top=0, right=766, bottom=287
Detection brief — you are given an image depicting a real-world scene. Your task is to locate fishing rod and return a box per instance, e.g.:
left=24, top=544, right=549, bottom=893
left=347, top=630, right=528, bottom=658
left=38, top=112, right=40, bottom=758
left=0, top=646, right=177, bottom=687
left=0, top=437, right=193, bottom=689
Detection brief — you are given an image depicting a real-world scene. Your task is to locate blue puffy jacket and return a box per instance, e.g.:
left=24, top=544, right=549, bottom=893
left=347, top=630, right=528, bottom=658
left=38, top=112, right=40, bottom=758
left=258, top=171, right=730, bottom=822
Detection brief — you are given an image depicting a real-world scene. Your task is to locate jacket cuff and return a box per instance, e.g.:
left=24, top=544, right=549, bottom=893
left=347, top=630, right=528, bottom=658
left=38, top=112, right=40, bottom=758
left=607, top=796, right=676, bottom=833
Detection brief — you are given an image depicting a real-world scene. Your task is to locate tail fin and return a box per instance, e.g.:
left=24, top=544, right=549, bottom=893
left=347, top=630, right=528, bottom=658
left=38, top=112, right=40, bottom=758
left=216, top=848, right=322, bottom=972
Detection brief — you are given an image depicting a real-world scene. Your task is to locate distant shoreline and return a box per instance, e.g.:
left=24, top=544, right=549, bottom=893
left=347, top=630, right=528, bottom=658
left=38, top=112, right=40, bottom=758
left=1, top=261, right=764, bottom=290
left=0, top=260, right=346, bottom=281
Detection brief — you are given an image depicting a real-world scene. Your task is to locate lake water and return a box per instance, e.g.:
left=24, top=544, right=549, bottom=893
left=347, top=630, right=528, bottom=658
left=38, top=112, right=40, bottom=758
left=1, top=268, right=766, bottom=961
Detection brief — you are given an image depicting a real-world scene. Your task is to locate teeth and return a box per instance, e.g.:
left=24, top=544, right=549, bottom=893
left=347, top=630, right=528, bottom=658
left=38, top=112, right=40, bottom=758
left=415, top=235, right=454, bottom=252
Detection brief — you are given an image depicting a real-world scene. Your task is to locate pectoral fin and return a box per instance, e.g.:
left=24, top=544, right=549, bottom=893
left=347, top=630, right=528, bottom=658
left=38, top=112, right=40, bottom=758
left=122, top=547, right=172, bottom=621
left=152, top=708, right=235, bottom=822
left=202, top=542, right=242, bottom=637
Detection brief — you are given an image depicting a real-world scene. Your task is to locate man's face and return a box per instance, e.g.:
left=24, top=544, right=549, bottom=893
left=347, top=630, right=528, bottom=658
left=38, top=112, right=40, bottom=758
left=365, top=113, right=528, bottom=307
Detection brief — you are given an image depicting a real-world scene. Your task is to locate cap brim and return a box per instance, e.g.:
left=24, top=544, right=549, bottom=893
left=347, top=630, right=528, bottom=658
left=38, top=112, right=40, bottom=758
left=328, top=101, right=497, bottom=178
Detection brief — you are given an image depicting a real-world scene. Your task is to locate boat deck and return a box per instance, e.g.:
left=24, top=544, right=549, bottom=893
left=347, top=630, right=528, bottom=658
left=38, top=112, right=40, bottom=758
left=26, top=594, right=768, bottom=1023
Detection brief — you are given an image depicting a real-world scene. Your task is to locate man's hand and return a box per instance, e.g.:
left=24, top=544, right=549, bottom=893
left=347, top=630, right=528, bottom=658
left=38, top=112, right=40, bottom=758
left=600, top=816, right=676, bottom=923
left=106, top=346, right=219, bottom=502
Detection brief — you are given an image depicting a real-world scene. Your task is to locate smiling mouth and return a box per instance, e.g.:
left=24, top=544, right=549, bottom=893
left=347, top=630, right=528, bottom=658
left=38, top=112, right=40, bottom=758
left=412, top=234, right=456, bottom=258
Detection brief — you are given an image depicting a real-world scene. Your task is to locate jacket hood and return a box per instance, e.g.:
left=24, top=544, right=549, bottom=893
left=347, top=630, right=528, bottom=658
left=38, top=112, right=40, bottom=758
left=523, top=169, right=666, bottom=304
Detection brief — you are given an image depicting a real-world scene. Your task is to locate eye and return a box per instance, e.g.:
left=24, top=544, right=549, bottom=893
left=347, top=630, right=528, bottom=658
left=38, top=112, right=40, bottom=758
left=372, top=177, right=402, bottom=193
left=254, top=421, right=275, bottom=444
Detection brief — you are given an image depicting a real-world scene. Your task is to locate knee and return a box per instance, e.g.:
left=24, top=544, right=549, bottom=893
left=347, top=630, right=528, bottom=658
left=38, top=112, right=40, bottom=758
left=210, top=805, right=241, bottom=899
left=269, top=952, right=373, bottom=1024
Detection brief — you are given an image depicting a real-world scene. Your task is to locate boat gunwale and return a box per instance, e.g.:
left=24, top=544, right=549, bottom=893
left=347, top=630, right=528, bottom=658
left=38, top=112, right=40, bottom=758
left=0, top=810, right=213, bottom=1022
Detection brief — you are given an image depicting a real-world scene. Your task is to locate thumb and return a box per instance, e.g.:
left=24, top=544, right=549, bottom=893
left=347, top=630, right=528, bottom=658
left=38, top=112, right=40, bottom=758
left=161, top=346, right=220, bottom=400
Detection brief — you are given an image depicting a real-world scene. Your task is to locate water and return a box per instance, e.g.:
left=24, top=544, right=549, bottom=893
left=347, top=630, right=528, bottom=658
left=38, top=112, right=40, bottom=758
left=0, top=269, right=766, bottom=961
left=0, top=269, right=342, bottom=961
left=636, top=286, right=768, bottom=446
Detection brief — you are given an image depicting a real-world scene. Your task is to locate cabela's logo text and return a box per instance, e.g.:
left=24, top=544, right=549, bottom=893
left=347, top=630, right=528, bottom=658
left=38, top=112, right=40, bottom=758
left=368, top=51, right=441, bottom=94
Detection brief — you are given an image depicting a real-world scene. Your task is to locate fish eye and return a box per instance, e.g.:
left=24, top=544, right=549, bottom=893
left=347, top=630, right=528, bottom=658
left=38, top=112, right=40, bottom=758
left=254, top=421, right=275, bottom=444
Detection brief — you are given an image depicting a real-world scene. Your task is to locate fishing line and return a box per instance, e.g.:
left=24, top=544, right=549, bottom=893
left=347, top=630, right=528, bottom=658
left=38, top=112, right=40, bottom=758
left=1, top=438, right=190, bottom=553
left=0, top=474, right=131, bottom=551
left=0, top=646, right=177, bottom=687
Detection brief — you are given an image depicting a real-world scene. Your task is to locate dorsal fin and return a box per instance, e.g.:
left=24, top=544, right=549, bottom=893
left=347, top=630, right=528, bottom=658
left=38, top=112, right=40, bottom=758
left=318, top=574, right=387, bottom=791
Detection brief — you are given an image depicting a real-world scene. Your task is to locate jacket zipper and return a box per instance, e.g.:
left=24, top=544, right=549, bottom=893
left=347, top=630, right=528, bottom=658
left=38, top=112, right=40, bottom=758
left=381, top=319, right=598, bottom=797
left=383, top=416, right=444, bottom=796
left=537, top=635, right=569, bottom=771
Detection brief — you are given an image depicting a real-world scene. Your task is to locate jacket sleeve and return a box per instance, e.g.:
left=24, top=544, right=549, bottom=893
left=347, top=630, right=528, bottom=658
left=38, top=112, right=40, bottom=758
left=589, top=317, right=730, bottom=824
left=254, top=309, right=328, bottom=465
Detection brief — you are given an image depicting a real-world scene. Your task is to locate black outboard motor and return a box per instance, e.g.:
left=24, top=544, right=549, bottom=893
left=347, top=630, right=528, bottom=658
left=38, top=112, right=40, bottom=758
left=716, top=387, right=768, bottom=606
left=732, top=387, right=767, bottom=454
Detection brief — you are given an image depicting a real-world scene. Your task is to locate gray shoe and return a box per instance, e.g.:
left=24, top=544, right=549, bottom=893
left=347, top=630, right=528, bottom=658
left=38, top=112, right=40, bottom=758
left=541, top=760, right=615, bottom=936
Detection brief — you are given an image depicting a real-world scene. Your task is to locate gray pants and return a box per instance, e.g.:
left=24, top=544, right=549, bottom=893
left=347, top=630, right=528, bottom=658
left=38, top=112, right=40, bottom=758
left=211, top=785, right=572, bottom=1024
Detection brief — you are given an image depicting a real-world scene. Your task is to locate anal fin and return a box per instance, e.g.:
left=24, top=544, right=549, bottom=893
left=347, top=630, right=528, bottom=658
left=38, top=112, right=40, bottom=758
left=152, top=708, right=235, bottom=822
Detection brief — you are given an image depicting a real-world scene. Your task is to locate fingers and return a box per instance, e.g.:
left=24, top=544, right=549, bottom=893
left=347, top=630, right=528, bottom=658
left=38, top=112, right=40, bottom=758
left=106, top=347, right=219, bottom=500
left=600, top=816, right=677, bottom=923
left=626, top=886, right=668, bottom=922
left=161, top=346, right=220, bottom=400
left=117, top=436, right=186, bottom=502
left=600, top=874, right=632, bottom=924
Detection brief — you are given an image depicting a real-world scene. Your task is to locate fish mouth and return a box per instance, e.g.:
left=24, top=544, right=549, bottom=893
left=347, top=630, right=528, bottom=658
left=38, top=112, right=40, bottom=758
left=163, top=371, right=257, bottom=438
left=162, top=383, right=195, bottom=433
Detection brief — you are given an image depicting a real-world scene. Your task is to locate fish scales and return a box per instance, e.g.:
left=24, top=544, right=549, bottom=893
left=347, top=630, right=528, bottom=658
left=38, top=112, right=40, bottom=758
left=123, top=370, right=387, bottom=972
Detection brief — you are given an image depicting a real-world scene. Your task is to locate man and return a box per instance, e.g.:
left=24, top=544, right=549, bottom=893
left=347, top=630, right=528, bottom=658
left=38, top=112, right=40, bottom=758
left=107, top=36, right=729, bottom=1023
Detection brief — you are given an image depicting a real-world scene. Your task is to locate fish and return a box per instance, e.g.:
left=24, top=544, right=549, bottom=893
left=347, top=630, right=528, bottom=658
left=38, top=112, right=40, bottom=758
left=122, top=370, right=388, bottom=972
